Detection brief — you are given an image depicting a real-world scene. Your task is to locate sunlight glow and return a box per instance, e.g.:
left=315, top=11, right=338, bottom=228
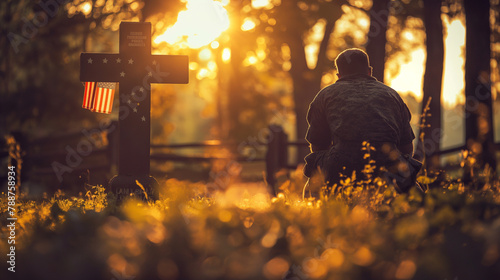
left=189, top=62, right=198, bottom=70
left=241, top=18, right=257, bottom=31
left=331, top=5, right=370, bottom=50
left=358, top=18, right=370, bottom=29
left=197, top=68, right=209, bottom=79
left=198, top=48, right=212, bottom=60
left=210, top=41, right=220, bottom=49
left=207, top=61, right=217, bottom=71
left=442, top=17, right=466, bottom=106
left=81, top=2, right=92, bottom=16
left=252, top=0, right=271, bottom=9
left=244, top=54, right=258, bottom=66
left=386, top=49, right=426, bottom=100
left=403, top=30, right=414, bottom=41
left=281, top=44, right=291, bottom=71
left=215, top=184, right=272, bottom=212
left=222, top=48, right=231, bottom=63
left=304, top=19, right=326, bottom=70
left=387, top=17, right=466, bottom=107
left=154, top=0, right=229, bottom=49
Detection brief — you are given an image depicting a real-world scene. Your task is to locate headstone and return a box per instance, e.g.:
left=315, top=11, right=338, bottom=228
left=80, top=22, right=189, bottom=200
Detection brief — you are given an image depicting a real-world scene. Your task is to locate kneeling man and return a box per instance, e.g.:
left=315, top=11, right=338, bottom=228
left=304, top=48, right=421, bottom=193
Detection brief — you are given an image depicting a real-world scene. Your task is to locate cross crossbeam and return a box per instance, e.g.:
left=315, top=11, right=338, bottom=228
left=80, top=22, right=189, bottom=199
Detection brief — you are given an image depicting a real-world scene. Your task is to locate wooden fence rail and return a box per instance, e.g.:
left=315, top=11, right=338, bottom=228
left=1, top=124, right=498, bottom=193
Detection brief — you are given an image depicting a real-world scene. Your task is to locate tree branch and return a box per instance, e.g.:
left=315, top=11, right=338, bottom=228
left=315, top=18, right=336, bottom=73
left=342, top=0, right=368, bottom=14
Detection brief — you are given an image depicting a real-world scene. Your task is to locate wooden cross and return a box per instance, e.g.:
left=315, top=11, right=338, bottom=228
left=80, top=22, right=188, bottom=199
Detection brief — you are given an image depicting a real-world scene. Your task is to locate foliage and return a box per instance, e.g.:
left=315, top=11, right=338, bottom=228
left=1, top=173, right=500, bottom=280
left=0, top=0, right=148, bottom=136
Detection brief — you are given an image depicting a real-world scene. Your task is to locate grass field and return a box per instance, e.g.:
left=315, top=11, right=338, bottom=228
left=1, top=166, right=500, bottom=280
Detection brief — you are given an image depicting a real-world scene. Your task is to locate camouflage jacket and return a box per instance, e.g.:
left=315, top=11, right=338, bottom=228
left=306, top=74, right=415, bottom=149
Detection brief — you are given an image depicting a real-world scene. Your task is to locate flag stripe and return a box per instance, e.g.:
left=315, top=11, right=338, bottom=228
left=89, top=82, right=95, bottom=109
left=83, top=82, right=88, bottom=108
left=82, top=81, right=115, bottom=114
left=96, top=88, right=102, bottom=112
left=82, top=83, right=87, bottom=108
left=96, top=88, right=103, bottom=113
left=107, top=89, right=115, bottom=113
left=93, top=88, right=100, bottom=112
left=103, top=88, right=110, bottom=113
left=103, top=88, right=110, bottom=114
left=98, top=88, right=104, bottom=112
left=88, top=82, right=95, bottom=109
left=82, top=82, right=96, bottom=109
left=89, top=82, right=95, bottom=108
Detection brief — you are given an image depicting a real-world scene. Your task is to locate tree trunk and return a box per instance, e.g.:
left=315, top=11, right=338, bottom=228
left=365, top=0, right=390, bottom=82
left=284, top=2, right=342, bottom=163
left=415, top=0, right=444, bottom=171
left=291, top=71, right=321, bottom=143
left=225, top=3, right=246, bottom=141
left=288, top=30, right=320, bottom=162
left=463, top=0, right=497, bottom=175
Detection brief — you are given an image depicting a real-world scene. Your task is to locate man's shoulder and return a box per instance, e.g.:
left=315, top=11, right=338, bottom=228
left=362, top=79, right=404, bottom=100
left=319, top=80, right=352, bottom=94
left=360, top=78, right=398, bottom=92
left=322, top=77, right=396, bottom=93
left=313, top=83, right=338, bottom=100
left=320, top=76, right=402, bottom=98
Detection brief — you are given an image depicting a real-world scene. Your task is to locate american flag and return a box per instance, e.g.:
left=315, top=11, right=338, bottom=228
left=82, top=82, right=116, bottom=114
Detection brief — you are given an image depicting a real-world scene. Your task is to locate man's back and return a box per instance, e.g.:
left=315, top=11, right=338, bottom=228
left=306, top=74, right=414, bottom=148
left=304, top=48, right=418, bottom=191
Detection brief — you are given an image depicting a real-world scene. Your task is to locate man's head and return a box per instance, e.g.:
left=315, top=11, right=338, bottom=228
left=335, top=48, right=372, bottom=78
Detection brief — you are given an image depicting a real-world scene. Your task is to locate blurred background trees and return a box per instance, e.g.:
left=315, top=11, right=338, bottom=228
left=415, top=0, right=444, bottom=170
left=1, top=0, right=499, bottom=177
left=0, top=0, right=146, bottom=135
left=463, top=0, right=496, bottom=175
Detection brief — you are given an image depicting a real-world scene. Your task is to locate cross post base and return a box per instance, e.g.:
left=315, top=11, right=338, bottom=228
left=109, top=174, right=159, bottom=201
